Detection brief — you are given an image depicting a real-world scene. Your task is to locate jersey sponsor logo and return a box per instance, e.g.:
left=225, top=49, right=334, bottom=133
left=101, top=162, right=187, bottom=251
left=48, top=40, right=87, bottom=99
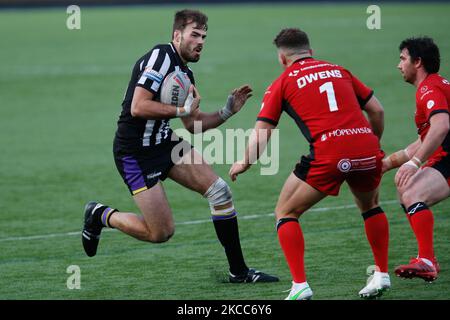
left=420, top=90, right=433, bottom=100
left=325, top=126, right=372, bottom=138
left=300, top=63, right=336, bottom=72
left=427, top=100, right=435, bottom=109
left=147, top=172, right=162, bottom=180
left=143, top=67, right=164, bottom=84
left=337, top=156, right=377, bottom=173
left=297, top=69, right=343, bottom=89
left=337, top=159, right=352, bottom=173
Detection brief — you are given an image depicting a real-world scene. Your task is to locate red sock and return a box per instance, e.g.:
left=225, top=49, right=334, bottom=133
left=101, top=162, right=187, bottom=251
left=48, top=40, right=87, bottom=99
left=362, top=207, right=389, bottom=273
left=401, top=204, right=413, bottom=228
left=277, top=218, right=306, bottom=283
left=407, top=203, right=434, bottom=260
left=406, top=214, right=413, bottom=228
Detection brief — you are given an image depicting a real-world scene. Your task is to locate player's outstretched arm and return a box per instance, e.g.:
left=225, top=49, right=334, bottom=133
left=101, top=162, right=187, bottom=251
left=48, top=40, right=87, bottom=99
left=363, top=95, right=384, bottom=140
left=229, top=120, right=275, bottom=181
left=181, top=85, right=253, bottom=133
left=221, top=85, right=254, bottom=118
left=382, top=138, right=421, bottom=173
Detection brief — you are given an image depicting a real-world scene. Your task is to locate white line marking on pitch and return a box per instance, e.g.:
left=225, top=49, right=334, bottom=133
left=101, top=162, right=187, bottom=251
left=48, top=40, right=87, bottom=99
left=0, top=200, right=400, bottom=242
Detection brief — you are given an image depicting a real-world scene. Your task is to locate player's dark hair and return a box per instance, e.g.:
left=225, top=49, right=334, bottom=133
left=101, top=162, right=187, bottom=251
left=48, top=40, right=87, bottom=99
left=173, top=9, right=208, bottom=35
left=273, top=28, right=310, bottom=51
left=399, top=37, right=440, bottom=73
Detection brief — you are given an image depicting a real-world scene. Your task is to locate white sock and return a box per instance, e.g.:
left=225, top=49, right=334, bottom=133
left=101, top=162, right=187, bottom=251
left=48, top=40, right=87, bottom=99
left=292, top=281, right=310, bottom=290
left=374, top=271, right=389, bottom=277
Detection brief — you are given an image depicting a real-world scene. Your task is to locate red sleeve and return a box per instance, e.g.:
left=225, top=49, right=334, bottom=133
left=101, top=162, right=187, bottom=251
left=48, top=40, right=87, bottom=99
left=419, top=86, right=449, bottom=121
left=257, top=78, right=284, bottom=126
left=346, top=70, right=374, bottom=107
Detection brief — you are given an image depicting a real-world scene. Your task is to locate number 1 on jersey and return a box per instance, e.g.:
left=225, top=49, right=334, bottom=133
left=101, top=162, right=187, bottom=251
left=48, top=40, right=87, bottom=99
left=319, top=81, right=338, bottom=112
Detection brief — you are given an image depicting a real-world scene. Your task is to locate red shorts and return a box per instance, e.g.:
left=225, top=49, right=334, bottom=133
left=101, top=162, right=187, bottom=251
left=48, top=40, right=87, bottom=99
left=293, top=151, right=385, bottom=196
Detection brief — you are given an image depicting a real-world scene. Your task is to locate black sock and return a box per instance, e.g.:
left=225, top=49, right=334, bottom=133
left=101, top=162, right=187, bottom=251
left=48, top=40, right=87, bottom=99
left=212, top=216, right=249, bottom=275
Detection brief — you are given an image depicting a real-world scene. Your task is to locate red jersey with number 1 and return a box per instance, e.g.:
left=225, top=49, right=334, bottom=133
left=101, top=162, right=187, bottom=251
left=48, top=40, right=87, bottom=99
left=257, top=57, right=380, bottom=158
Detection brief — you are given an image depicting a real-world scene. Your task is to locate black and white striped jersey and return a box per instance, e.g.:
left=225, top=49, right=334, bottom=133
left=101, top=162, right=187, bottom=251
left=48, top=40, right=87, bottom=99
left=114, top=42, right=195, bottom=152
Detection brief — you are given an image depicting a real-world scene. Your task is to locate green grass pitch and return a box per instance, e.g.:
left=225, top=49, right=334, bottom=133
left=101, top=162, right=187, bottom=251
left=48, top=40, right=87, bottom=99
left=0, top=2, right=449, bottom=300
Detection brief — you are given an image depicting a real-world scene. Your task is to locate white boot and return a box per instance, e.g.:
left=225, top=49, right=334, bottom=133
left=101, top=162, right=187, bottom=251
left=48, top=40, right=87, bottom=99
left=285, top=282, right=313, bottom=300
left=359, top=271, right=391, bottom=299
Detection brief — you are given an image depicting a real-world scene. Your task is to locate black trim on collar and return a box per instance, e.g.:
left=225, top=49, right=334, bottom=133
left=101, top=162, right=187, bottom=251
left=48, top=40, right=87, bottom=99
left=293, top=57, right=313, bottom=64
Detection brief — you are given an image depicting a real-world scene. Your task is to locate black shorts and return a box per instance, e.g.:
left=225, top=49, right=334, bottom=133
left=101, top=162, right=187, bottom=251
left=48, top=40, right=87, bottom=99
left=113, top=138, right=192, bottom=195
left=424, top=152, right=450, bottom=186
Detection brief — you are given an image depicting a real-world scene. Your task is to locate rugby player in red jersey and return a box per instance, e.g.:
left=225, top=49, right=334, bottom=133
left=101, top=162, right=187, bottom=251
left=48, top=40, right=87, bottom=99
left=382, top=37, right=449, bottom=282
left=230, top=28, right=389, bottom=299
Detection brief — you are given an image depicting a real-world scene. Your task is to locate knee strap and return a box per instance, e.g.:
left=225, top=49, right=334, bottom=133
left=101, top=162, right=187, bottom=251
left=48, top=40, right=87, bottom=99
left=204, top=178, right=236, bottom=219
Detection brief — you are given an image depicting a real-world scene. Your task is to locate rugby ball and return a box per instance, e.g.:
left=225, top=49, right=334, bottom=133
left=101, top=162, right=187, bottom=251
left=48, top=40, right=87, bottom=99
left=160, top=70, right=192, bottom=107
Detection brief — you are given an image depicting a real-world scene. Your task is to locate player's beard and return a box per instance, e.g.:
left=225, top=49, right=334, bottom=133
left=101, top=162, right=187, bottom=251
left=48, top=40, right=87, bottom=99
left=180, top=38, right=202, bottom=63
left=400, top=63, right=417, bottom=84
left=402, top=70, right=415, bottom=84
